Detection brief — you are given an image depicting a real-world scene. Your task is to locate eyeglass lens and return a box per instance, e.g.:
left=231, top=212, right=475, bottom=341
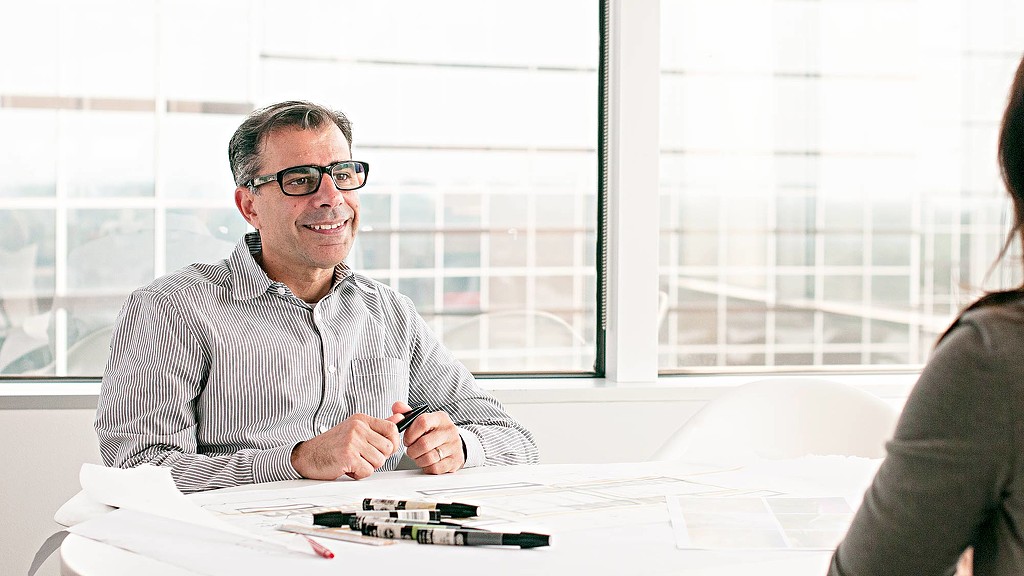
left=280, top=162, right=366, bottom=195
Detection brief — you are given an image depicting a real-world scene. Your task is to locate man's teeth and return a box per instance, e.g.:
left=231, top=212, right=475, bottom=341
left=308, top=223, right=343, bottom=230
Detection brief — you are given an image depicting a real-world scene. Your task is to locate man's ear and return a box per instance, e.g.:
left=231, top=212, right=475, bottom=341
left=235, top=186, right=260, bottom=228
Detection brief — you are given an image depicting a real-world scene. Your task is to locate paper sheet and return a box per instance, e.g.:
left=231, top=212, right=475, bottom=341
left=68, top=509, right=324, bottom=576
left=192, top=461, right=739, bottom=535
left=53, top=489, right=116, bottom=527
left=667, top=495, right=855, bottom=550
left=77, top=463, right=249, bottom=535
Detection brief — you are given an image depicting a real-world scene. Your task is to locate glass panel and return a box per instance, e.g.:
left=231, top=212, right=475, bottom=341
left=164, top=209, right=247, bottom=272
left=61, top=112, right=156, bottom=198
left=0, top=4, right=60, bottom=95
left=358, top=193, right=392, bottom=233
left=398, top=233, right=435, bottom=269
left=161, top=114, right=241, bottom=199
left=660, top=0, right=1022, bottom=372
left=0, top=110, right=58, bottom=198
left=64, top=209, right=155, bottom=376
left=159, top=0, right=250, bottom=101
left=0, top=210, right=55, bottom=374
left=443, top=233, right=481, bottom=268
left=398, top=278, right=434, bottom=313
left=58, top=0, right=158, bottom=98
left=0, top=0, right=598, bottom=377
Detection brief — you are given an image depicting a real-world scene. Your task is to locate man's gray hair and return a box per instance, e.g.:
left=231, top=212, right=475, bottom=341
left=228, top=100, right=354, bottom=188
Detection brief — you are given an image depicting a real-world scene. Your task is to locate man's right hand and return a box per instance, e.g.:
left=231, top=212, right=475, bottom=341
left=290, top=414, right=402, bottom=480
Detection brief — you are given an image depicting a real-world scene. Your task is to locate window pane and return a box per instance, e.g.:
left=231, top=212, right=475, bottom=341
left=0, top=111, right=58, bottom=198
left=62, top=112, right=156, bottom=198
left=0, top=0, right=598, bottom=377
left=0, top=211, right=56, bottom=374
left=659, top=0, right=1024, bottom=371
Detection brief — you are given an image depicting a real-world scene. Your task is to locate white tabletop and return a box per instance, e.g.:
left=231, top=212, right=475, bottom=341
left=60, top=458, right=879, bottom=576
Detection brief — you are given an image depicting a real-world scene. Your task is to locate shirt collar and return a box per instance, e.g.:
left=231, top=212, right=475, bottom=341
left=229, top=231, right=353, bottom=301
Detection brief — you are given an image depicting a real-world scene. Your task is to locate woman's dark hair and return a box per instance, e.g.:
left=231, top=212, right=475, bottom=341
left=939, top=56, right=1024, bottom=341
left=999, top=57, right=1024, bottom=253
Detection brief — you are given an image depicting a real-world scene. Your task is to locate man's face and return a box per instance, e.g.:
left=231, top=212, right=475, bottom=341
left=236, top=125, right=360, bottom=277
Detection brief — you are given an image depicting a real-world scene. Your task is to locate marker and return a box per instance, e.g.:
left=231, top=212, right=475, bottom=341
left=314, top=509, right=442, bottom=528
left=360, top=520, right=420, bottom=541
left=415, top=526, right=549, bottom=548
left=360, top=518, right=483, bottom=537
left=362, top=498, right=479, bottom=518
left=396, top=404, right=430, bottom=432
left=361, top=521, right=549, bottom=548
left=302, top=535, right=334, bottom=559
left=357, top=516, right=466, bottom=530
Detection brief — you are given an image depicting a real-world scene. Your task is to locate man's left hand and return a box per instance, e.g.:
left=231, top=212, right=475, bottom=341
left=392, top=401, right=465, bottom=474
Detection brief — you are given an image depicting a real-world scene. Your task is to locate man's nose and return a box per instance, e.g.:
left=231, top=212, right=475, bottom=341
left=315, top=173, right=351, bottom=207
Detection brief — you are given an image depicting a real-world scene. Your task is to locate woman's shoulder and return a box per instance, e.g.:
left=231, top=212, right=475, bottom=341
left=941, top=290, right=1024, bottom=358
left=958, top=290, right=1024, bottom=327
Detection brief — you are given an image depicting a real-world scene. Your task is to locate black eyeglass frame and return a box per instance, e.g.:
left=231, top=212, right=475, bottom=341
left=246, top=160, right=370, bottom=196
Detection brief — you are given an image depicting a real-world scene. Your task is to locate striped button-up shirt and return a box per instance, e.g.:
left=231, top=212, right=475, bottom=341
left=95, top=232, right=538, bottom=493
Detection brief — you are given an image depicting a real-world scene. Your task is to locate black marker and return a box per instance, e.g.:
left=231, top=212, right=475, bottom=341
left=411, top=525, right=549, bottom=548
left=353, top=516, right=462, bottom=530
left=313, top=509, right=441, bottom=528
left=359, top=519, right=482, bottom=538
left=359, top=520, right=428, bottom=540
left=362, top=498, right=478, bottom=518
left=396, top=404, right=430, bottom=432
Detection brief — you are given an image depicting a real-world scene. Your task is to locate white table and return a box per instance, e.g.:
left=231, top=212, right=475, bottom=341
left=60, top=458, right=879, bottom=576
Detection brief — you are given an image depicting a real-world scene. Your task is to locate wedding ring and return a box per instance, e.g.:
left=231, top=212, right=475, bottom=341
left=436, top=446, right=445, bottom=460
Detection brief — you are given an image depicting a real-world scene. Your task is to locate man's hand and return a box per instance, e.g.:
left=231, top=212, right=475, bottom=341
left=392, top=401, right=465, bottom=474
left=290, top=413, right=402, bottom=480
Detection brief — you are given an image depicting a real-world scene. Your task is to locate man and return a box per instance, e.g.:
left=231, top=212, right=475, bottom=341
left=95, top=100, right=539, bottom=493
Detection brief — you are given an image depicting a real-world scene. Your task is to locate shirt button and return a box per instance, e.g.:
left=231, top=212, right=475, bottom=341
left=327, top=365, right=337, bottom=373
left=276, top=286, right=287, bottom=295
left=318, top=425, right=329, bottom=434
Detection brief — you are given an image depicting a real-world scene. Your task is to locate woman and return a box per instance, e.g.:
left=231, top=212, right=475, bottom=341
left=829, top=55, right=1024, bottom=576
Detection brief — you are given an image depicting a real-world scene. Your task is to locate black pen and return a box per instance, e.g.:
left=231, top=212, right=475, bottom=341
left=396, top=404, right=430, bottom=432
left=362, top=498, right=479, bottom=518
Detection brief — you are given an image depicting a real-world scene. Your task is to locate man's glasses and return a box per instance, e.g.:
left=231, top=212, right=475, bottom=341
left=246, top=161, right=369, bottom=196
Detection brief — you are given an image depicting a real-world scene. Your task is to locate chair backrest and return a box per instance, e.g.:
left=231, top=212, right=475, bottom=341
left=66, top=325, right=115, bottom=376
left=651, top=378, right=898, bottom=464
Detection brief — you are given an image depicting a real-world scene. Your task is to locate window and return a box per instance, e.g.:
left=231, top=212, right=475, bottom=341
left=658, top=0, right=1024, bottom=373
left=0, top=0, right=599, bottom=377
left=4, top=1, right=1021, bottom=383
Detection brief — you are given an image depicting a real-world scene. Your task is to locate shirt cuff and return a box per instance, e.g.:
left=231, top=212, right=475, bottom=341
left=251, top=442, right=305, bottom=484
left=457, top=428, right=485, bottom=468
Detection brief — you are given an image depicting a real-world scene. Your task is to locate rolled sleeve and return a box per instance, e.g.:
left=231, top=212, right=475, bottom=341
left=458, top=428, right=486, bottom=468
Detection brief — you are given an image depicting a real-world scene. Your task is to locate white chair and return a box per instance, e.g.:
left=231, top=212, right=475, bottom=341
left=65, top=325, right=115, bottom=376
left=651, top=377, right=898, bottom=464
left=20, top=325, right=114, bottom=377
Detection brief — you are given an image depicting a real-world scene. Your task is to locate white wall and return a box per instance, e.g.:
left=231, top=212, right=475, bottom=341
left=2, top=398, right=101, bottom=576
left=0, top=380, right=910, bottom=576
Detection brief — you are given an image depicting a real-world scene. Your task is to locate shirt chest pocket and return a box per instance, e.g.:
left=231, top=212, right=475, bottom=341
left=348, top=357, right=410, bottom=419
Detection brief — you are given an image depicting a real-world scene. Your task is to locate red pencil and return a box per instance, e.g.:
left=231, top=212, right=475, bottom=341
left=304, top=535, right=335, bottom=559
